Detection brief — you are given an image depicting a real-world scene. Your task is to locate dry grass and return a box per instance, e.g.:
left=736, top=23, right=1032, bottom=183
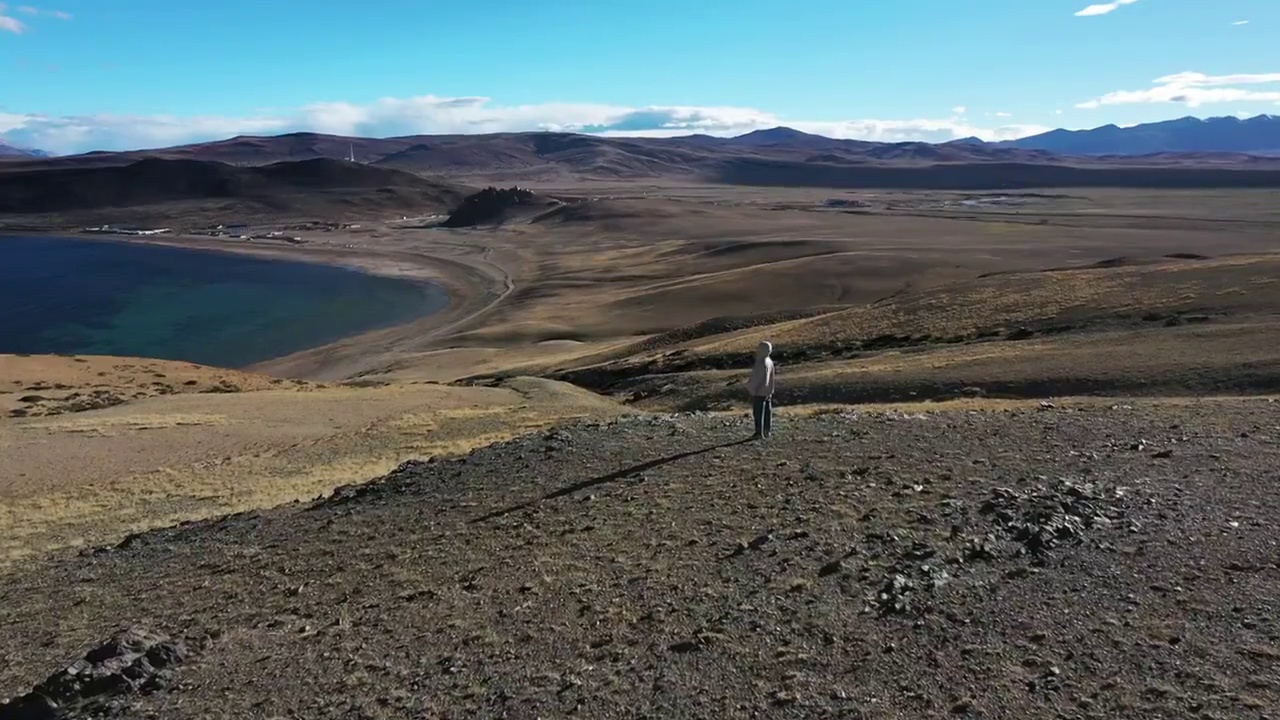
left=646, top=253, right=1280, bottom=360
left=413, top=189, right=1280, bottom=394
left=0, top=353, right=302, bottom=418
left=7, top=186, right=1280, bottom=567
left=0, top=364, right=632, bottom=567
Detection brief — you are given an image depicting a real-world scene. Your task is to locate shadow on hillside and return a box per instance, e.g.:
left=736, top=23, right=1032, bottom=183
left=469, top=438, right=752, bottom=524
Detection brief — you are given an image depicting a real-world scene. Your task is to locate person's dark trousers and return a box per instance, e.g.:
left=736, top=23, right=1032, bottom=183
left=752, top=395, right=772, bottom=438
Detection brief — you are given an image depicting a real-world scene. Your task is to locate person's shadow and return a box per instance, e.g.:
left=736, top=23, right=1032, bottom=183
left=470, top=438, right=752, bottom=524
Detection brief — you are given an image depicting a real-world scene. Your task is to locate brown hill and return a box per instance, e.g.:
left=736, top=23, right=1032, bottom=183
left=440, top=186, right=553, bottom=228
left=17, top=129, right=1280, bottom=190
left=0, top=157, right=470, bottom=217
left=710, top=157, right=1280, bottom=190
left=536, top=252, right=1280, bottom=410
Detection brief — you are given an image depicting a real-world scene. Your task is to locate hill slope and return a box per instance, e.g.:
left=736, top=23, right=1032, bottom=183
left=539, top=252, right=1280, bottom=409
left=2, top=403, right=1278, bottom=717
left=0, top=157, right=469, bottom=216
left=15, top=124, right=1280, bottom=190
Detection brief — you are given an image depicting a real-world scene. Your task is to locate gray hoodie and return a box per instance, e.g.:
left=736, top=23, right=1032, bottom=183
left=747, top=341, right=775, bottom=397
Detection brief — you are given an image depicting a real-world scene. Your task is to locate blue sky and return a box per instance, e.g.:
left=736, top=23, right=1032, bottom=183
left=2, top=0, right=1277, bottom=154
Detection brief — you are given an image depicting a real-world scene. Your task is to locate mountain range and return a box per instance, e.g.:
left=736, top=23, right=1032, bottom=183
left=0, top=141, right=49, bottom=159
left=992, top=114, right=1280, bottom=156
left=5, top=115, right=1280, bottom=218
left=4, top=113, right=1278, bottom=164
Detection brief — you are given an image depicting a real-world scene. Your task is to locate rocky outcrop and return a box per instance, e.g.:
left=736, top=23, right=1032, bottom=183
left=0, top=627, right=191, bottom=719
left=440, top=186, right=538, bottom=228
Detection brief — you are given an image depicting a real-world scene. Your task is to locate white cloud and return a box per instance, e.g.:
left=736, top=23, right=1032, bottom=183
left=7, top=4, right=69, bottom=20
left=1074, top=0, right=1139, bottom=16
left=1055, top=109, right=1064, bottom=115
left=1077, top=71, right=1280, bottom=108
left=1232, top=20, right=1250, bottom=25
left=0, top=2, right=26, bottom=32
left=952, top=106, right=966, bottom=114
left=994, top=111, right=1013, bottom=118
left=0, top=96, right=1055, bottom=155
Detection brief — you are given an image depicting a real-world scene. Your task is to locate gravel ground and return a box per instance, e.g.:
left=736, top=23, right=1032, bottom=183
left=2, top=400, right=1279, bottom=719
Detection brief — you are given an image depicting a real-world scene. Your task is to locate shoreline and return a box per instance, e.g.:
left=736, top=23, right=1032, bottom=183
left=0, top=229, right=513, bottom=381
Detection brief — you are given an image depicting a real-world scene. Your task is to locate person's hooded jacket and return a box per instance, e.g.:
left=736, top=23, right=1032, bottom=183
left=747, top=341, right=775, bottom=397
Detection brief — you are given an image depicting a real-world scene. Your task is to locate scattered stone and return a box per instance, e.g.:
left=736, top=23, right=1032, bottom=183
left=979, top=480, right=1118, bottom=557
left=962, top=533, right=1000, bottom=562
left=0, top=627, right=190, bottom=719
left=905, top=542, right=936, bottom=561
left=874, top=571, right=929, bottom=617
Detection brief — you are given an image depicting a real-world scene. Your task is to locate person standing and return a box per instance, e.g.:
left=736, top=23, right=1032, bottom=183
left=747, top=341, right=776, bottom=440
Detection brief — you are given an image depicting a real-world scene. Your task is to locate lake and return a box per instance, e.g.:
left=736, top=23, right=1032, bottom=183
left=0, top=235, right=448, bottom=368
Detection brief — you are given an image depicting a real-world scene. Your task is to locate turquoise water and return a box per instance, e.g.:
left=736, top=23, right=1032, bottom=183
left=0, top=235, right=448, bottom=368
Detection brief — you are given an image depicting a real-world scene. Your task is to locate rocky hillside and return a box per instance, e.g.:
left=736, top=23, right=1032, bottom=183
left=2, top=401, right=1278, bottom=718
left=440, top=186, right=545, bottom=228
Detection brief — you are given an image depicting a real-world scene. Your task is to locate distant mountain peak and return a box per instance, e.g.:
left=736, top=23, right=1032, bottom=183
left=0, top=140, right=50, bottom=158
left=998, top=113, right=1280, bottom=156
left=737, top=126, right=807, bottom=138
left=733, top=126, right=828, bottom=142
left=729, top=126, right=843, bottom=150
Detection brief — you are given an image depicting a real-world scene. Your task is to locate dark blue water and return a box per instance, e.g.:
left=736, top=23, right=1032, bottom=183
left=0, top=235, right=448, bottom=368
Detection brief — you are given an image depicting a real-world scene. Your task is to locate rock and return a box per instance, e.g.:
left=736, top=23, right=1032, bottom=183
left=819, top=559, right=845, bottom=577
left=668, top=639, right=700, bottom=654
left=963, top=533, right=1000, bottom=561
left=747, top=532, right=773, bottom=551
left=769, top=689, right=799, bottom=705
left=0, top=627, right=189, bottom=719
left=979, top=480, right=1118, bottom=557
left=874, top=573, right=919, bottom=616
left=905, top=542, right=936, bottom=561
